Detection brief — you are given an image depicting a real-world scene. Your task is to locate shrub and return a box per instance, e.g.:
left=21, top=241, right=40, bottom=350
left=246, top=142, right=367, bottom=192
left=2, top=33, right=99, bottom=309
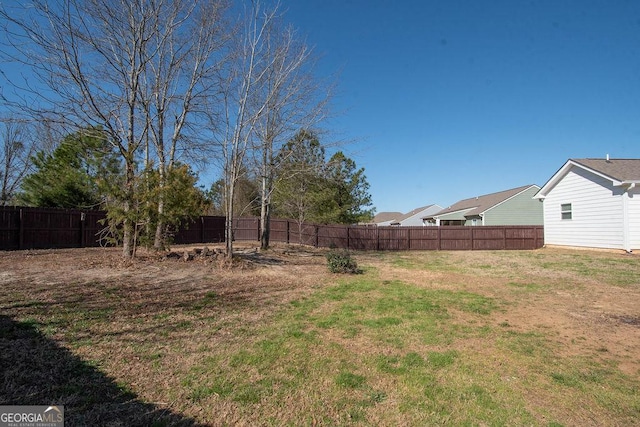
left=326, top=250, right=362, bottom=274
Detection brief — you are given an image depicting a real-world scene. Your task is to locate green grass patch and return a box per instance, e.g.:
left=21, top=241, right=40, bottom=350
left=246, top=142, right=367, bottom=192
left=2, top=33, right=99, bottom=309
left=180, top=273, right=536, bottom=424
left=335, top=371, right=367, bottom=388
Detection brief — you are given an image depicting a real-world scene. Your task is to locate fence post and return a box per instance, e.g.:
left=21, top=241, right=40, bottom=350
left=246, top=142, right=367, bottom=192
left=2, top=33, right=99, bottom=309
left=437, top=226, right=441, bottom=251
left=286, top=220, right=290, bottom=244
left=503, top=227, right=507, bottom=249
left=18, top=208, right=24, bottom=250
left=534, top=226, right=538, bottom=248
left=315, top=225, right=319, bottom=248
left=347, top=226, right=350, bottom=250
left=80, top=212, right=86, bottom=248
left=201, top=216, right=205, bottom=244
left=470, top=227, right=474, bottom=251
left=376, top=226, right=380, bottom=251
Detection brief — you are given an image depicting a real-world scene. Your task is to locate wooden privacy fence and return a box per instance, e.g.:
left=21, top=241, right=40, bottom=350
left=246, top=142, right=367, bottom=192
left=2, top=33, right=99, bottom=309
left=234, top=217, right=544, bottom=251
left=0, top=206, right=225, bottom=250
left=0, top=207, right=106, bottom=250
left=1, top=207, right=542, bottom=251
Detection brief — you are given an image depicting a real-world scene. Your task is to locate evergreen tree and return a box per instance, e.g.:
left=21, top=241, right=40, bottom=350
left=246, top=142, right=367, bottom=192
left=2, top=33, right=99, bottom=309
left=19, top=127, right=120, bottom=208
left=324, top=151, right=375, bottom=224
left=272, top=130, right=327, bottom=226
left=138, top=164, right=210, bottom=248
left=272, top=130, right=375, bottom=225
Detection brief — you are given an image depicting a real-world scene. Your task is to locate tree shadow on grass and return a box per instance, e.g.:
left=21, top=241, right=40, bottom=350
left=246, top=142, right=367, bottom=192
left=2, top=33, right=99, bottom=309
left=0, top=315, right=204, bottom=427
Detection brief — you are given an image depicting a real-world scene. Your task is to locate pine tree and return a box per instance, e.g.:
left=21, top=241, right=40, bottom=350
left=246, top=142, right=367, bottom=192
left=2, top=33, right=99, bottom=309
left=19, top=127, right=120, bottom=208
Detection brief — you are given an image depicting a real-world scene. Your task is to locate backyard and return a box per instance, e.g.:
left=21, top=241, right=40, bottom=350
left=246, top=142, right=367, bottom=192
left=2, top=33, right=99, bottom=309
left=0, top=244, right=639, bottom=426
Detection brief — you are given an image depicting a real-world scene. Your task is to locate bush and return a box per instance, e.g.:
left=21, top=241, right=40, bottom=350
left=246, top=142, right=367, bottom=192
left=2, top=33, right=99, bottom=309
left=326, top=250, right=362, bottom=274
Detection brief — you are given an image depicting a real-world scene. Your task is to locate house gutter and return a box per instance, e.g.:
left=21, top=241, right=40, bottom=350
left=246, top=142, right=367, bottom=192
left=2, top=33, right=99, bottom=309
left=622, top=182, right=636, bottom=253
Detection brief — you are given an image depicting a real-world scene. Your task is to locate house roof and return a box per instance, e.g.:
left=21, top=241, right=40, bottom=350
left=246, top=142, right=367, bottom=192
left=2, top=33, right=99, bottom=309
left=535, top=158, right=640, bottom=199
left=393, top=204, right=441, bottom=223
left=571, top=158, right=640, bottom=182
left=428, top=185, right=539, bottom=219
left=372, top=211, right=402, bottom=224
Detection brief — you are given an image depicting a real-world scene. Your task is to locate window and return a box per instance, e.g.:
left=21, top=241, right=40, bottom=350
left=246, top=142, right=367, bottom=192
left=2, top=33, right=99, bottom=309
left=561, top=203, right=572, bottom=220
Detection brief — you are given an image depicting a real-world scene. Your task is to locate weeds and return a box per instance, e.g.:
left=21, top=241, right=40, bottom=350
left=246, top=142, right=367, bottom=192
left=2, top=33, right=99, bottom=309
left=326, top=249, right=362, bottom=274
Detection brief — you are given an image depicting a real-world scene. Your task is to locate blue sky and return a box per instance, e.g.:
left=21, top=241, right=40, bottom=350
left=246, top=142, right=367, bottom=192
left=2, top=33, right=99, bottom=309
left=2, top=1, right=639, bottom=214
left=284, top=0, right=640, bottom=213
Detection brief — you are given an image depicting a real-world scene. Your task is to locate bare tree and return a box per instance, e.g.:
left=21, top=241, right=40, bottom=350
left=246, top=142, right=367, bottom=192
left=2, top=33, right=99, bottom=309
left=0, top=0, right=155, bottom=257
left=138, top=0, right=227, bottom=250
left=0, top=0, right=227, bottom=257
left=209, top=1, right=333, bottom=256
left=251, top=19, right=332, bottom=250
left=211, top=1, right=280, bottom=257
left=0, top=118, right=35, bottom=205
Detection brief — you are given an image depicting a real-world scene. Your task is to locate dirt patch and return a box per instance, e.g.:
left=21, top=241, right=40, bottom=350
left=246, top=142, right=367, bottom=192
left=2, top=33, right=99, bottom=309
left=610, top=314, right=640, bottom=326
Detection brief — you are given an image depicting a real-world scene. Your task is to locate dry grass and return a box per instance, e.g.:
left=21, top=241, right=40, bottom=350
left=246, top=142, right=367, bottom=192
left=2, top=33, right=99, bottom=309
left=1, top=244, right=639, bottom=426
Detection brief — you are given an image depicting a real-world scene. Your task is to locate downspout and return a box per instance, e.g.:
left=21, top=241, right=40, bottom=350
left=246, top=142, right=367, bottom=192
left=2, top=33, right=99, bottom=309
left=623, top=183, right=635, bottom=253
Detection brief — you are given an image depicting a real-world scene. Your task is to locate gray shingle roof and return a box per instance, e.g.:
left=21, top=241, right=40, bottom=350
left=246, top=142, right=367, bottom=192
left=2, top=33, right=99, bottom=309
left=372, top=212, right=403, bottom=224
left=572, top=158, right=640, bottom=182
left=395, top=205, right=437, bottom=222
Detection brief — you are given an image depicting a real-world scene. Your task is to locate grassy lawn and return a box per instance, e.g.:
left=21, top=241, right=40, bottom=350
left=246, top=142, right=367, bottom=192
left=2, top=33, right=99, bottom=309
left=1, top=246, right=639, bottom=426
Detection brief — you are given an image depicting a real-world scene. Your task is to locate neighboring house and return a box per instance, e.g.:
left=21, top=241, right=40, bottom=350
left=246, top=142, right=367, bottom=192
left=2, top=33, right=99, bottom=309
left=425, top=185, right=543, bottom=226
left=533, top=158, right=640, bottom=252
left=372, top=205, right=443, bottom=226
left=392, top=204, right=443, bottom=226
left=372, top=211, right=403, bottom=226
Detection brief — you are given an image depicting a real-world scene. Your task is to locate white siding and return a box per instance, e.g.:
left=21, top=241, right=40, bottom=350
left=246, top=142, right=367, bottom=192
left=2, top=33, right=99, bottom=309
left=399, top=205, right=443, bottom=226
left=629, top=186, right=640, bottom=250
left=543, top=167, right=624, bottom=249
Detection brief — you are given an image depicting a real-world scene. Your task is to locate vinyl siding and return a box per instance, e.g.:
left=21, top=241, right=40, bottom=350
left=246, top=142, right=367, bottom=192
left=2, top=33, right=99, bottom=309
left=483, top=186, right=543, bottom=225
left=629, top=186, right=640, bottom=250
left=543, top=167, right=624, bottom=249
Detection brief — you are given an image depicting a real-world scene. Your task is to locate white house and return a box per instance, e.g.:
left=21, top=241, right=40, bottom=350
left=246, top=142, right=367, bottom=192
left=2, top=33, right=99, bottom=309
left=533, top=158, right=640, bottom=252
left=394, top=204, right=443, bottom=226
left=371, top=205, right=443, bottom=226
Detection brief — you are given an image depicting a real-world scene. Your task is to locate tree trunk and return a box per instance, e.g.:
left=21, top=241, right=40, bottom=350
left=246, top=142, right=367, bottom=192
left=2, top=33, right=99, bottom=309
left=260, top=194, right=270, bottom=250
left=154, top=197, right=165, bottom=250
left=153, top=164, right=166, bottom=250
left=122, top=160, right=136, bottom=258
left=225, top=179, right=235, bottom=257
left=259, top=168, right=271, bottom=250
